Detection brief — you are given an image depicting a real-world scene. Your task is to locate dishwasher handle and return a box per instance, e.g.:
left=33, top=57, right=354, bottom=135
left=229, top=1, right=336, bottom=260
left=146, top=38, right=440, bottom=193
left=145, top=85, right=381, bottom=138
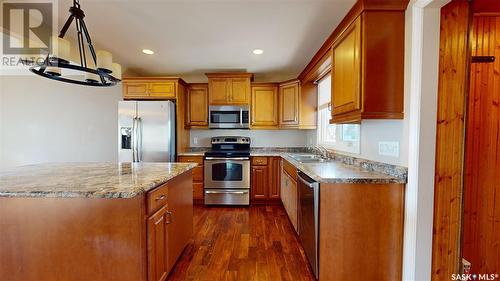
left=297, top=171, right=317, bottom=188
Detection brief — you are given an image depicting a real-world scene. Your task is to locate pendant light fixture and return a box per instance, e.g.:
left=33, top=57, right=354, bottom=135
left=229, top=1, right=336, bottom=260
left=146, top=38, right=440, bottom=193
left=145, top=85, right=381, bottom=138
left=29, top=0, right=121, bottom=87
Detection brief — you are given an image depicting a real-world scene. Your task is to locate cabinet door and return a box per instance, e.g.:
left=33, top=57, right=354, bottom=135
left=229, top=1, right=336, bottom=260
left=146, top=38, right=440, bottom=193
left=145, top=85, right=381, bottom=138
left=149, top=82, right=176, bottom=99
left=279, top=82, right=300, bottom=127
left=147, top=206, right=169, bottom=281
left=331, top=16, right=361, bottom=118
left=230, top=78, right=250, bottom=104
left=251, top=166, right=268, bottom=200
left=123, top=82, right=149, bottom=99
left=209, top=78, right=230, bottom=104
left=281, top=170, right=288, bottom=208
left=288, top=175, right=299, bottom=233
left=251, top=86, right=278, bottom=128
left=166, top=174, right=193, bottom=272
left=269, top=157, right=281, bottom=199
left=187, top=85, right=208, bottom=127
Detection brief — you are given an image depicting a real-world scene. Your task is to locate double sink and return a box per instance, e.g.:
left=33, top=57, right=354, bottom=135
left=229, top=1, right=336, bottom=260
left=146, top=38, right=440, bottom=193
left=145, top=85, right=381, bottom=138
left=288, top=153, right=327, bottom=163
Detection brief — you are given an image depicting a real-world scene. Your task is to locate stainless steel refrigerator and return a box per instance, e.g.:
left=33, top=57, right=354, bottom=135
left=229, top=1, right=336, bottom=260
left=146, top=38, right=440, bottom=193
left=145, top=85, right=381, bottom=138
left=118, top=101, right=176, bottom=162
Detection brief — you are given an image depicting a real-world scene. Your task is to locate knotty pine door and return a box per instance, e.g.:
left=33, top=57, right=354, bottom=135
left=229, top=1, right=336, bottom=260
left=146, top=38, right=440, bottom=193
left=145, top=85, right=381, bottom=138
left=463, top=14, right=500, bottom=274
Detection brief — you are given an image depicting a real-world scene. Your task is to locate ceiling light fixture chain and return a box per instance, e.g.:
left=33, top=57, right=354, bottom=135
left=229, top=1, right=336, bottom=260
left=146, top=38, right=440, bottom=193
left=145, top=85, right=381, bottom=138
left=29, top=0, right=121, bottom=87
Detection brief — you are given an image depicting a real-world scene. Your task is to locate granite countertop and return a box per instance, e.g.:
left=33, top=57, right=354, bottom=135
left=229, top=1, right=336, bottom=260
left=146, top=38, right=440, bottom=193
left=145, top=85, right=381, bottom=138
left=0, top=162, right=197, bottom=198
left=281, top=154, right=404, bottom=184
left=178, top=148, right=406, bottom=184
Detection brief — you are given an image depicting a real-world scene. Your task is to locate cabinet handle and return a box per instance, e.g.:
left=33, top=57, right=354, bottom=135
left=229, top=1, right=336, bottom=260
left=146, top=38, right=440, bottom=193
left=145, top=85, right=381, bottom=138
left=155, top=195, right=166, bottom=201
left=166, top=211, right=173, bottom=224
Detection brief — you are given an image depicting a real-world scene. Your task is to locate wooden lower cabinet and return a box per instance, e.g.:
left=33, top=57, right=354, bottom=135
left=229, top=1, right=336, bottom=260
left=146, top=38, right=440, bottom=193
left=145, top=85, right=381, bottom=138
left=0, top=171, right=194, bottom=281
left=147, top=205, right=169, bottom=281
left=250, top=156, right=281, bottom=204
left=177, top=156, right=204, bottom=204
left=281, top=166, right=298, bottom=233
left=319, top=183, right=404, bottom=280
left=278, top=159, right=405, bottom=280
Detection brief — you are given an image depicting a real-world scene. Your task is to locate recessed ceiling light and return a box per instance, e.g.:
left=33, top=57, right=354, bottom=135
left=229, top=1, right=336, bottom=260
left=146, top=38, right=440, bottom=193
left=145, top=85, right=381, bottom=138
left=142, top=49, right=154, bottom=55
left=252, top=49, right=264, bottom=55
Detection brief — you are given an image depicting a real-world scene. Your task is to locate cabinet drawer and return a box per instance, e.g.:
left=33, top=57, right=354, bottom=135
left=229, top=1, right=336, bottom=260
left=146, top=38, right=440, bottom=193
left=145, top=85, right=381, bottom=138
left=147, top=182, right=169, bottom=215
left=252, top=157, right=268, bottom=166
left=192, top=166, right=203, bottom=182
left=283, top=159, right=297, bottom=181
left=178, top=156, right=204, bottom=165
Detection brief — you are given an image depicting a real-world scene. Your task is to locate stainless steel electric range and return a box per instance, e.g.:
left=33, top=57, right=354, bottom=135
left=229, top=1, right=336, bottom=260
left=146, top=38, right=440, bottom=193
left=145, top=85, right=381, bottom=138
left=204, top=136, right=251, bottom=205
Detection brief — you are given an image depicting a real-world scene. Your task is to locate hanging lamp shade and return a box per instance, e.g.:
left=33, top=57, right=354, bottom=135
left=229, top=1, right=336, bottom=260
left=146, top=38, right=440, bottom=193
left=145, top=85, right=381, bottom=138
left=97, top=50, right=113, bottom=73
left=111, top=63, right=122, bottom=80
left=51, top=36, right=71, bottom=62
left=29, top=0, right=120, bottom=87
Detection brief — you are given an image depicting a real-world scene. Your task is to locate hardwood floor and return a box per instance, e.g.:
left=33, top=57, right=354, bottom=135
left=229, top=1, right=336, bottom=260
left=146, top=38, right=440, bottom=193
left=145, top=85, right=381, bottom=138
left=167, top=205, right=315, bottom=281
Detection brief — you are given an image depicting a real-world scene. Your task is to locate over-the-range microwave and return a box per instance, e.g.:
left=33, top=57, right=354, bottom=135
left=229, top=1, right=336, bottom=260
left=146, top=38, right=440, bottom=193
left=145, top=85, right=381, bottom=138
left=209, top=105, right=249, bottom=129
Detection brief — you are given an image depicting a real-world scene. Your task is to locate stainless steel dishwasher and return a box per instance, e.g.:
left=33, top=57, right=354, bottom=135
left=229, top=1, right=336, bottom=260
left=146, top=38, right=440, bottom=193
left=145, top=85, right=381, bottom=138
left=298, top=171, right=319, bottom=279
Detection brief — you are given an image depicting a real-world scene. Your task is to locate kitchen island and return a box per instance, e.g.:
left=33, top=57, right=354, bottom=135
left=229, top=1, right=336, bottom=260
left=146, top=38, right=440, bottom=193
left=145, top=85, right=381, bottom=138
left=0, top=162, right=196, bottom=281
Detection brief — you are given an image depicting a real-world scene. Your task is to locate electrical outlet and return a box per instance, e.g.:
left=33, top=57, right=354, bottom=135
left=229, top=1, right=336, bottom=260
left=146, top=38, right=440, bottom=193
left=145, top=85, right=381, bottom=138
left=378, top=141, right=399, bottom=157
left=193, top=137, right=198, bottom=145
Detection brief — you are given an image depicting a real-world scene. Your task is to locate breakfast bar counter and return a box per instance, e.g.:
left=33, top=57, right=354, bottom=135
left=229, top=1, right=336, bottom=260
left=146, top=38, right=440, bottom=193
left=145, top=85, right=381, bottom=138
left=0, top=162, right=196, bottom=281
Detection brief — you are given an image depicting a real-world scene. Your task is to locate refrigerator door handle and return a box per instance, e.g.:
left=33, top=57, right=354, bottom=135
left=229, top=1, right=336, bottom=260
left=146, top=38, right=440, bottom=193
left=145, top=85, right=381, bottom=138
left=132, top=117, right=139, bottom=162
left=137, top=117, right=143, bottom=162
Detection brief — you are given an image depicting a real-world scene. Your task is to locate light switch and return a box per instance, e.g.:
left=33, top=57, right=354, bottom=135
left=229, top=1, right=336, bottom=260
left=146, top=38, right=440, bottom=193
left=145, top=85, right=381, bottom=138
left=378, top=141, right=399, bottom=157
left=193, top=137, right=198, bottom=145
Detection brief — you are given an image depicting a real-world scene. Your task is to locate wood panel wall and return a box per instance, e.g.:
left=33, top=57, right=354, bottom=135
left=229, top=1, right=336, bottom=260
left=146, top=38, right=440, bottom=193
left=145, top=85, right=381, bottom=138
left=462, top=14, right=500, bottom=274
left=432, top=0, right=471, bottom=279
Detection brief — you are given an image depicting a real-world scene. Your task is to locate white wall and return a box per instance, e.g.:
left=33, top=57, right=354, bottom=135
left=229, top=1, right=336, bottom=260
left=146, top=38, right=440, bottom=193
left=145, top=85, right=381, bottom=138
left=0, top=75, right=121, bottom=168
left=309, top=118, right=409, bottom=166
left=190, top=129, right=311, bottom=147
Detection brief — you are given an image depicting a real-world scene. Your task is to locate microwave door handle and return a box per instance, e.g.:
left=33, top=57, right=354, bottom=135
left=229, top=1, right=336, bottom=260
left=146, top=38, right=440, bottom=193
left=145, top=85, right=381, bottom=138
left=240, top=108, right=243, bottom=127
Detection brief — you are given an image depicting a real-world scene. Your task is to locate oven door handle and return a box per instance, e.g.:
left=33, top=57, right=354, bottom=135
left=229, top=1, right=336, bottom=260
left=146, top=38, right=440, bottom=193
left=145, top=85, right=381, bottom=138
left=205, top=190, right=249, bottom=195
left=205, top=157, right=250, bottom=161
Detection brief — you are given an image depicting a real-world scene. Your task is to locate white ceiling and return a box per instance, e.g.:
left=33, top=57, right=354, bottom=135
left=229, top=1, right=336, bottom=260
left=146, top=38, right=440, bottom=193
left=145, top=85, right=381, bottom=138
left=58, top=0, right=355, bottom=82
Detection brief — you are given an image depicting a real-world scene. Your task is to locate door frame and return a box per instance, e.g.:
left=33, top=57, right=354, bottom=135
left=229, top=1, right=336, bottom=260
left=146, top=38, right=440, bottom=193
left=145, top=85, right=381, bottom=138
left=403, top=0, right=452, bottom=280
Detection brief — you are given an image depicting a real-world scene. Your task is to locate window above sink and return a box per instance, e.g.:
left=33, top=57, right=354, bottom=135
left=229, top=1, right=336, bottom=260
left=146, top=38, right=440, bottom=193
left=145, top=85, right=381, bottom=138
left=317, top=74, right=360, bottom=154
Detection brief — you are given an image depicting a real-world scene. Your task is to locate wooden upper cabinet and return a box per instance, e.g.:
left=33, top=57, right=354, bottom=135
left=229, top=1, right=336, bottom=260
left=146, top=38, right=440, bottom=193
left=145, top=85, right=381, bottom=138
left=329, top=10, right=405, bottom=124
left=208, top=78, right=230, bottom=104
left=123, top=82, right=149, bottom=99
left=122, top=78, right=184, bottom=100
left=331, top=16, right=361, bottom=117
left=251, top=84, right=279, bottom=129
left=207, top=73, right=253, bottom=105
left=149, top=82, right=176, bottom=99
left=230, top=78, right=250, bottom=104
left=186, top=84, right=208, bottom=128
left=279, top=80, right=300, bottom=127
